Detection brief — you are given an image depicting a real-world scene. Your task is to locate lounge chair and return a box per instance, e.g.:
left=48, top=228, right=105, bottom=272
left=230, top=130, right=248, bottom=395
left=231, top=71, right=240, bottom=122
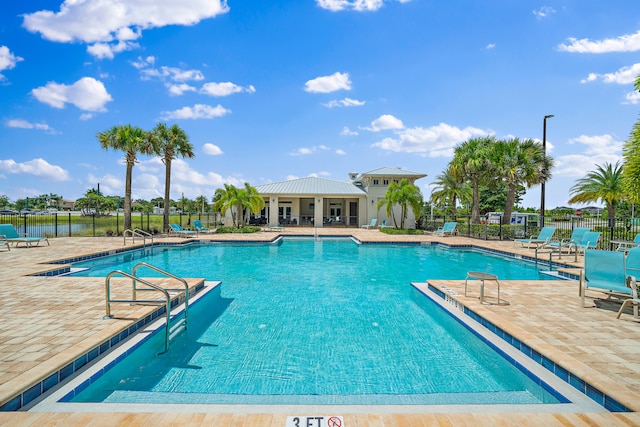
left=361, top=218, right=377, bottom=229
left=0, top=223, right=49, bottom=247
left=169, top=223, right=197, bottom=238
left=571, top=231, right=601, bottom=255
left=433, top=222, right=457, bottom=237
left=514, top=226, right=555, bottom=248
left=193, top=220, right=211, bottom=233
left=614, top=233, right=640, bottom=252
left=0, top=234, right=8, bottom=251
left=618, top=247, right=640, bottom=319
left=379, top=219, right=392, bottom=229
left=581, top=249, right=639, bottom=318
left=543, top=227, right=589, bottom=254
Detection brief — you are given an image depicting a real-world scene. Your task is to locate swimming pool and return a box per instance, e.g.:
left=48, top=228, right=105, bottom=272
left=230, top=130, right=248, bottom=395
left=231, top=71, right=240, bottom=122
left=46, top=239, right=588, bottom=407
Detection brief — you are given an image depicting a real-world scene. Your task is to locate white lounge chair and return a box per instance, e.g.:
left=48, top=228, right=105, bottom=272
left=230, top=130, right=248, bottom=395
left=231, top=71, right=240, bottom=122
left=361, top=219, right=377, bottom=229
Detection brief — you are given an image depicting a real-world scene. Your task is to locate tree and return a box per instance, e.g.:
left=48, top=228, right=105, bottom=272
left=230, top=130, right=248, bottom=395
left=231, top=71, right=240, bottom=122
left=430, top=165, right=471, bottom=220
left=377, top=178, right=423, bottom=229
left=0, top=195, right=9, bottom=209
left=489, top=138, right=553, bottom=225
left=569, top=161, right=624, bottom=225
left=98, top=124, right=153, bottom=230
left=237, top=182, right=265, bottom=226
left=451, top=136, right=494, bottom=223
left=150, top=123, right=194, bottom=232
left=623, top=73, right=640, bottom=204
left=213, top=184, right=242, bottom=227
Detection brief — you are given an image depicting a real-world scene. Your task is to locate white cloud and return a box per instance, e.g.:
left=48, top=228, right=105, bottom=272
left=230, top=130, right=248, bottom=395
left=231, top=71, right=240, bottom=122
left=0, top=158, right=70, bottom=181
left=200, top=82, right=256, bottom=97
left=554, top=134, right=623, bottom=177
left=31, top=77, right=113, bottom=112
left=371, top=122, right=491, bottom=157
left=0, top=46, right=23, bottom=80
left=336, top=149, right=347, bottom=155
left=317, top=0, right=384, bottom=12
left=304, top=72, right=351, bottom=93
left=341, top=126, right=358, bottom=136
left=167, top=83, right=197, bottom=96
left=364, top=114, right=404, bottom=132
left=580, top=63, right=640, bottom=85
left=79, top=113, right=94, bottom=121
left=290, top=145, right=331, bottom=156
left=485, top=43, right=496, bottom=50
left=203, top=143, right=223, bottom=155
left=22, top=0, right=230, bottom=59
left=160, top=104, right=231, bottom=120
left=533, top=6, right=555, bottom=19
left=625, top=91, right=640, bottom=104
left=323, top=97, right=365, bottom=108
left=558, top=30, right=640, bottom=53
left=6, top=119, right=57, bottom=134
left=87, top=173, right=122, bottom=196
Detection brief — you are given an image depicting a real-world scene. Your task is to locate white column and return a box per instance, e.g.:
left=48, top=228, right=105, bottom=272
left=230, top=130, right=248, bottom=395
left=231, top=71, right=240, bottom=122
left=269, top=196, right=279, bottom=226
left=314, top=197, right=324, bottom=228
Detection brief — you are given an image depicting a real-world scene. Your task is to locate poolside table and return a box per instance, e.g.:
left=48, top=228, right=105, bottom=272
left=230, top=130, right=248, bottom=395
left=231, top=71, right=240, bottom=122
left=610, top=240, right=639, bottom=252
left=465, top=271, right=500, bottom=305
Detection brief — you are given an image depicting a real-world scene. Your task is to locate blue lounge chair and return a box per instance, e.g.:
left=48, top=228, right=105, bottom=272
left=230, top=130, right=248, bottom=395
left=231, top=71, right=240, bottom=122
left=379, top=219, right=392, bottom=229
left=0, top=223, right=49, bottom=247
left=614, top=233, right=640, bottom=252
left=193, top=220, right=210, bottom=233
left=618, top=248, right=640, bottom=319
left=361, top=218, right=377, bottom=229
left=433, top=222, right=457, bottom=237
left=514, top=226, right=555, bottom=248
left=571, top=231, right=600, bottom=255
left=169, top=223, right=197, bottom=237
left=544, top=227, right=589, bottom=253
left=581, top=249, right=639, bottom=319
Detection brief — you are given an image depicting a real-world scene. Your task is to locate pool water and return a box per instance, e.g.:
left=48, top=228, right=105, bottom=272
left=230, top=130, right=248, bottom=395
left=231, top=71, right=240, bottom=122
left=69, top=239, right=561, bottom=405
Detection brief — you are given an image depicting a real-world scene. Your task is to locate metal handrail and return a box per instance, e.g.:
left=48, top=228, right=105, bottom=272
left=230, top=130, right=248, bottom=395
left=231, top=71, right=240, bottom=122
left=132, top=262, right=189, bottom=331
left=123, top=228, right=154, bottom=246
left=104, top=263, right=189, bottom=354
left=104, top=270, right=172, bottom=353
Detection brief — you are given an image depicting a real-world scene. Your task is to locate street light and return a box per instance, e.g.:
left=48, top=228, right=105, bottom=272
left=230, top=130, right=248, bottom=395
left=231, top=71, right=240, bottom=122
left=540, top=114, right=554, bottom=227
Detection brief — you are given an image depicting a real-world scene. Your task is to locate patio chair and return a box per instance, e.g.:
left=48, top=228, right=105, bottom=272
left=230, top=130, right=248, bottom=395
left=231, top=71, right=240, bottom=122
left=0, top=234, right=8, bottom=251
left=193, top=220, right=211, bottom=233
left=618, top=247, right=640, bottom=319
left=570, top=231, right=601, bottom=255
left=543, top=227, right=589, bottom=255
left=379, top=219, right=392, bottom=229
left=361, top=218, right=377, bottom=229
left=514, top=226, right=555, bottom=249
left=0, top=223, right=49, bottom=247
left=581, top=249, right=638, bottom=319
left=433, top=222, right=457, bottom=237
left=614, top=233, right=640, bottom=252
left=168, top=223, right=197, bottom=238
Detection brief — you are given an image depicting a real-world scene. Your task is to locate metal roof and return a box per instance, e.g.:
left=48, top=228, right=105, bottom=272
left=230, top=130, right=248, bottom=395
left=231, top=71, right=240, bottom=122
left=359, top=167, right=427, bottom=179
left=255, top=177, right=366, bottom=196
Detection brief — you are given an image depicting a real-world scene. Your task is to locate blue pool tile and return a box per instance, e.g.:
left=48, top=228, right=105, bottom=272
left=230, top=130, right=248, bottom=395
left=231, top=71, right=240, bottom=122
left=605, top=395, right=631, bottom=412
left=73, top=353, right=87, bottom=371
left=555, top=365, right=569, bottom=382
left=541, top=356, right=554, bottom=372
left=43, top=372, right=59, bottom=392
left=586, top=383, right=605, bottom=406
left=569, top=373, right=586, bottom=393
left=0, top=395, right=21, bottom=411
left=59, top=362, right=74, bottom=381
left=22, top=383, right=42, bottom=406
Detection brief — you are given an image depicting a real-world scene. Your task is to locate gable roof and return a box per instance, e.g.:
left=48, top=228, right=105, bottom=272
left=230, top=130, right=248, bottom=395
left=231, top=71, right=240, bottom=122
left=255, top=176, right=366, bottom=196
left=359, top=167, right=427, bottom=179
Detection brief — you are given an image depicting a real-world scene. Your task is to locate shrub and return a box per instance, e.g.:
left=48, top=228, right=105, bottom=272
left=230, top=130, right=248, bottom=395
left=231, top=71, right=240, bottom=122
left=215, top=225, right=261, bottom=234
left=380, top=228, right=423, bottom=235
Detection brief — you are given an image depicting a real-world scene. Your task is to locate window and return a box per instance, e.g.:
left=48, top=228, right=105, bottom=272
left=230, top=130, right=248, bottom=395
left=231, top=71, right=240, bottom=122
left=373, top=179, right=379, bottom=185
left=383, top=179, right=389, bottom=185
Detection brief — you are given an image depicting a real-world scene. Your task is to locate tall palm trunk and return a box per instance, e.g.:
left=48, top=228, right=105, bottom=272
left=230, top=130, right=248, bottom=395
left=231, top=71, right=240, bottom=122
left=163, top=158, right=172, bottom=232
left=124, top=160, right=134, bottom=230
left=502, top=182, right=517, bottom=225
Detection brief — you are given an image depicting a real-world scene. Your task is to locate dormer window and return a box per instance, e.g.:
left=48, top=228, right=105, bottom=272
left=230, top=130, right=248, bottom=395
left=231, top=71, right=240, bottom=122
left=373, top=179, right=379, bottom=185
left=383, top=179, right=389, bottom=185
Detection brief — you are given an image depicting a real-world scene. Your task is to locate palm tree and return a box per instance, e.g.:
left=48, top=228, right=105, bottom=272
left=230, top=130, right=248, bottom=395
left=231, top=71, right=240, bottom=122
left=490, top=138, right=553, bottom=225
left=98, top=125, right=153, bottom=230
left=213, top=184, right=242, bottom=227
left=430, top=165, right=471, bottom=220
left=377, top=178, right=423, bottom=229
left=623, top=73, right=640, bottom=204
left=237, top=182, right=265, bottom=226
left=151, top=123, right=194, bottom=232
left=569, top=161, right=624, bottom=225
left=451, top=136, right=495, bottom=223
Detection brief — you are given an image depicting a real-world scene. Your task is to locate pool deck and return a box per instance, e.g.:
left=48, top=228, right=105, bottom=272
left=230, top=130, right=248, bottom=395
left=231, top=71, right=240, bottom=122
left=1, top=228, right=640, bottom=426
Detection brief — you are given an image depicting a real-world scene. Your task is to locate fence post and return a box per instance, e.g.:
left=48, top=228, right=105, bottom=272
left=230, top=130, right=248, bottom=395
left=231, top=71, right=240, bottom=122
left=54, top=213, right=58, bottom=237
left=68, top=213, right=71, bottom=237
left=92, top=213, right=96, bottom=237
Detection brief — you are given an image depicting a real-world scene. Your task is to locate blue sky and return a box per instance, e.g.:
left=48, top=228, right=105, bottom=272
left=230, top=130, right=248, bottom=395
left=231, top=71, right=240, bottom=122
left=1, top=0, right=639, bottom=210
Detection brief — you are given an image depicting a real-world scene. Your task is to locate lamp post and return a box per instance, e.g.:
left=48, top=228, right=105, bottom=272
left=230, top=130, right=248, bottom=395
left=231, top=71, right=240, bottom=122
left=540, top=114, right=554, bottom=227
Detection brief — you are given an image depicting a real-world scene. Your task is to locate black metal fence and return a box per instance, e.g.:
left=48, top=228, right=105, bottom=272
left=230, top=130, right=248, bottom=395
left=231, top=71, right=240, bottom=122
left=422, top=215, right=640, bottom=251
left=0, top=212, right=220, bottom=238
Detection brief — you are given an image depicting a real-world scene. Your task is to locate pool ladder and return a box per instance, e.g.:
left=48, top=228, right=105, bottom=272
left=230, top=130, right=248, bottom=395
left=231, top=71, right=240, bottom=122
left=123, top=228, right=153, bottom=247
left=104, top=262, right=189, bottom=354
